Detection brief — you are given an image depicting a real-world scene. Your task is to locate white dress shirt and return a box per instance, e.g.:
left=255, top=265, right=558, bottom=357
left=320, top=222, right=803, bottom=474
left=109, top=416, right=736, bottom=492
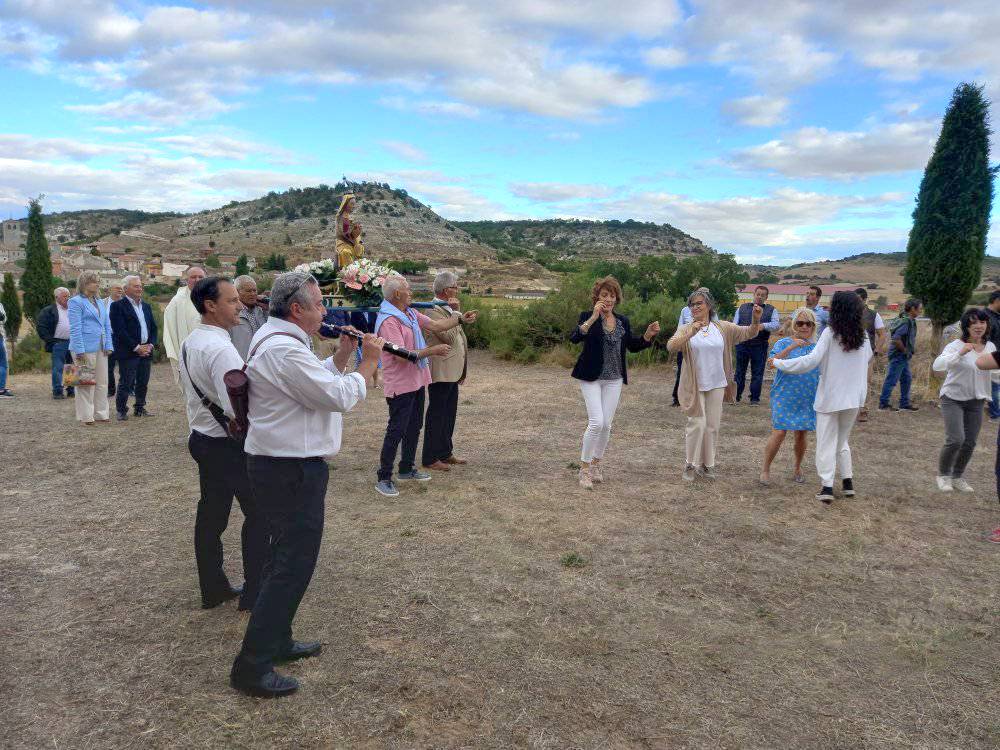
left=773, top=327, right=872, bottom=412
left=677, top=306, right=693, bottom=328
left=732, top=305, right=781, bottom=331
left=129, top=296, right=149, bottom=344
left=55, top=303, right=71, bottom=339
left=180, top=324, right=246, bottom=438
left=244, top=317, right=367, bottom=458
left=933, top=340, right=996, bottom=401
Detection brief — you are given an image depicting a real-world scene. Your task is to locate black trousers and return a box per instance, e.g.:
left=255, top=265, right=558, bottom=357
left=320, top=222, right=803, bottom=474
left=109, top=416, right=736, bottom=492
left=422, top=381, right=459, bottom=466
left=116, top=355, right=151, bottom=413
left=107, top=352, right=118, bottom=396
left=188, top=430, right=265, bottom=609
left=672, top=351, right=683, bottom=403
left=234, top=455, right=328, bottom=679
left=378, top=387, right=425, bottom=481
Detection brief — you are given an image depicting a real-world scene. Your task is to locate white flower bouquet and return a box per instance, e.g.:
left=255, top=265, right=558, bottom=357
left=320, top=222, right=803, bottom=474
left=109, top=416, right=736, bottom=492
left=293, top=258, right=339, bottom=286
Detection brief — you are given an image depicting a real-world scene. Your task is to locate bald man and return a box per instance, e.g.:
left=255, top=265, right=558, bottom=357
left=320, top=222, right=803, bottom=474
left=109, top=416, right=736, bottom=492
left=164, top=265, right=207, bottom=383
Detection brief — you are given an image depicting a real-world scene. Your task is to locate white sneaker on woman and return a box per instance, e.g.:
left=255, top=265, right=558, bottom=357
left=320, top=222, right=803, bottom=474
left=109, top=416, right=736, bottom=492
left=936, top=476, right=953, bottom=492
left=590, top=464, right=604, bottom=483
left=951, top=477, right=974, bottom=493
left=682, top=464, right=696, bottom=482
left=579, top=467, right=593, bottom=490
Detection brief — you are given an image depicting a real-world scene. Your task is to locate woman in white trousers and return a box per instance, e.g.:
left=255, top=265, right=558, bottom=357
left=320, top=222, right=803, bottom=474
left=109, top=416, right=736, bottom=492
left=771, top=291, right=872, bottom=503
left=68, top=270, right=115, bottom=425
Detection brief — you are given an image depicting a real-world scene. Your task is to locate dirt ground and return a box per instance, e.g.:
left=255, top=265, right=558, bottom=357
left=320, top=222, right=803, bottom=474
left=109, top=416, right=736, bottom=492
left=2, top=350, right=999, bottom=749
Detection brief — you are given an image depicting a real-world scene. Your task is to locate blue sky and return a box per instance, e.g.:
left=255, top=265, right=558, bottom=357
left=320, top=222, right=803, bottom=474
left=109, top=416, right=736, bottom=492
left=0, top=0, right=997, bottom=264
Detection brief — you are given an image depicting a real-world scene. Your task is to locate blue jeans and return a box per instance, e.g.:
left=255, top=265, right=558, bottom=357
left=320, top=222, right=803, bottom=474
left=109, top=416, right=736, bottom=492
left=989, top=381, right=1000, bottom=419
left=51, top=339, right=70, bottom=395
left=734, top=343, right=767, bottom=403
left=880, top=355, right=912, bottom=408
left=0, top=335, right=8, bottom=390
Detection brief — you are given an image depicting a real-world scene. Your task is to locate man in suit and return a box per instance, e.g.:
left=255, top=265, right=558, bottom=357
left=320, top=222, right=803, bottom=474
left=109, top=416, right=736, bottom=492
left=422, top=272, right=470, bottom=471
left=111, top=274, right=158, bottom=421
left=103, top=283, right=124, bottom=397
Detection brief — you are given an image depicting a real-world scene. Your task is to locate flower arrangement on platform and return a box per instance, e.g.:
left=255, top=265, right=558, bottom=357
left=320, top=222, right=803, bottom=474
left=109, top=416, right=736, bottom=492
left=293, top=258, right=339, bottom=287
left=337, top=258, right=398, bottom=306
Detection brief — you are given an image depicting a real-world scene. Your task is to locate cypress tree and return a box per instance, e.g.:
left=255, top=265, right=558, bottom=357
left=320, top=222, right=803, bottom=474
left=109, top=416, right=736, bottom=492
left=1, top=272, right=22, bottom=348
left=20, top=197, right=55, bottom=329
left=235, top=254, right=249, bottom=277
left=904, top=83, right=996, bottom=351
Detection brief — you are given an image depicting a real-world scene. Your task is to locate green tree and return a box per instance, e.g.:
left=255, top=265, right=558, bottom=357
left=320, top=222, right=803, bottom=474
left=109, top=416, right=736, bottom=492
left=668, top=253, right=749, bottom=318
left=20, top=197, right=55, bottom=329
left=2, top=272, right=23, bottom=347
left=904, top=82, right=996, bottom=350
left=205, top=253, right=221, bottom=268
left=235, top=254, right=250, bottom=276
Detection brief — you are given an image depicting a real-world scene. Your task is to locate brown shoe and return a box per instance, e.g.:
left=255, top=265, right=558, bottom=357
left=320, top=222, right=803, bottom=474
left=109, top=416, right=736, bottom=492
left=424, top=461, right=451, bottom=472
left=857, top=408, right=868, bottom=423
left=443, top=455, right=467, bottom=465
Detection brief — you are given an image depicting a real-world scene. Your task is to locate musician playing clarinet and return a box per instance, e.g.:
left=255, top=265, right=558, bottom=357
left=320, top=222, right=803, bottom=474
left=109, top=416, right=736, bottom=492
left=374, top=274, right=477, bottom=498
left=230, top=271, right=383, bottom=698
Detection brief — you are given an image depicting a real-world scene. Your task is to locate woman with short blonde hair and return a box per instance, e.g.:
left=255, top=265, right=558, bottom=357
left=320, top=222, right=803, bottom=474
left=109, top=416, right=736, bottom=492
left=68, top=270, right=114, bottom=424
left=760, top=307, right=820, bottom=484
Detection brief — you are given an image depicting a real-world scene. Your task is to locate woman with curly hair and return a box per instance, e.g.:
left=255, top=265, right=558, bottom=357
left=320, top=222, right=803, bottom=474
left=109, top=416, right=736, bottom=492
left=771, top=291, right=872, bottom=504
left=570, top=276, right=660, bottom=489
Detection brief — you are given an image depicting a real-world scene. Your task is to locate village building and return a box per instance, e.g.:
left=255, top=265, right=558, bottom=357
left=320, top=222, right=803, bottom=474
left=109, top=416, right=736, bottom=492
left=0, top=219, right=26, bottom=263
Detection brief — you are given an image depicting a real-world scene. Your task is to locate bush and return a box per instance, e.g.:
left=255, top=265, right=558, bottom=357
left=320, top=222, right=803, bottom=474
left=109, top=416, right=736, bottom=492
left=386, top=259, right=429, bottom=275
left=10, top=332, right=49, bottom=374
left=150, top=301, right=167, bottom=363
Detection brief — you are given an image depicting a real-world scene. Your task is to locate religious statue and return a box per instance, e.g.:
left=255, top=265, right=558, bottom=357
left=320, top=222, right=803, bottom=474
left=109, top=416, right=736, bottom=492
left=335, top=193, right=365, bottom=268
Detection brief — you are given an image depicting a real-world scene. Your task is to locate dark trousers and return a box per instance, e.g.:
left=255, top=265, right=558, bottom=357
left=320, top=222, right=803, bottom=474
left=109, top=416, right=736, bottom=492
left=107, top=352, right=118, bottom=396
left=116, top=355, right=151, bottom=413
left=51, top=339, right=71, bottom=395
left=422, top=381, right=459, bottom=466
left=734, top=343, right=767, bottom=403
left=188, top=430, right=265, bottom=609
left=378, top=387, right=425, bottom=481
left=672, top=351, right=683, bottom=403
left=234, top=455, right=328, bottom=679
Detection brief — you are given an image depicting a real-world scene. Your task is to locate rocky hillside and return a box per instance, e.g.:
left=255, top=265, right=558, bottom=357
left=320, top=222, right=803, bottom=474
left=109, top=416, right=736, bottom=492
left=455, top=218, right=714, bottom=263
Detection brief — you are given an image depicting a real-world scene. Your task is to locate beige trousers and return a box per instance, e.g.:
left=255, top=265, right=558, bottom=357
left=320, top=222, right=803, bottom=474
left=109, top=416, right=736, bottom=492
left=75, top=351, right=110, bottom=423
left=685, top=387, right=725, bottom=468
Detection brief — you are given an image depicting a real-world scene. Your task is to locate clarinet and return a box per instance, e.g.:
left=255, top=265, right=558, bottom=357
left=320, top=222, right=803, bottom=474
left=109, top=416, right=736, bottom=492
left=319, top=323, right=420, bottom=363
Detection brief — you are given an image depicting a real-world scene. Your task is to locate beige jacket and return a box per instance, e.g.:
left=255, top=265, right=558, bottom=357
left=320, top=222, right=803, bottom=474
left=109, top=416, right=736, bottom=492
left=667, top=320, right=758, bottom=417
left=423, top=302, right=468, bottom=383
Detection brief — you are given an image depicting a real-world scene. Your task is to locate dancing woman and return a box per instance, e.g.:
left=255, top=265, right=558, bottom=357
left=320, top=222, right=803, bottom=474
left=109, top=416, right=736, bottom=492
left=932, top=308, right=994, bottom=492
left=667, top=287, right=762, bottom=482
left=570, top=276, right=660, bottom=489
left=335, top=193, right=365, bottom=268
left=760, top=307, right=820, bottom=485
left=771, top=291, right=872, bottom=504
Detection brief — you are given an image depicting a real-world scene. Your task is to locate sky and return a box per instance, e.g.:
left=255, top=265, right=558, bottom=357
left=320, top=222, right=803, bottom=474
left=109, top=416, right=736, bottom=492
left=0, top=0, right=998, bottom=265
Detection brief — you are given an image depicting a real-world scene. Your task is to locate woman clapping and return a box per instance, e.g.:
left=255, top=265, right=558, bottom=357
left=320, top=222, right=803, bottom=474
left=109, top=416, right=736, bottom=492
left=570, top=276, right=660, bottom=489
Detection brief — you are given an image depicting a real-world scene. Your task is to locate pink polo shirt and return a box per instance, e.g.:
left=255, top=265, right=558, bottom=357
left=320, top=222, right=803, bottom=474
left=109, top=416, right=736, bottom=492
left=377, top=311, right=433, bottom=398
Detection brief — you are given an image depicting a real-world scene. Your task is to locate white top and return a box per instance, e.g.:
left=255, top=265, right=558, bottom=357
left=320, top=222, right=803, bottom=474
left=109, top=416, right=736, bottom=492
left=163, top=287, right=202, bottom=363
left=128, top=296, right=149, bottom=344
left=688, top=323, right=728, bottom=391
left=677, top=306, right=692, bottom=327
left=244, top=317, right=367, bottom=458
left=874, top=312, right=884, bottom=330
left=55, top=303, right=70, bottom=339
left=933, top=339, right=996, bottom=401
left=773, top=327, right=872, bottom=413
left=180, top=324, right=246, bottom=438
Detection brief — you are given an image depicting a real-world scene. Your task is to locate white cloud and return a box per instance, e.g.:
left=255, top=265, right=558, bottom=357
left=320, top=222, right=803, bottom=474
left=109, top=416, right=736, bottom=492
left=155, top=135, right=295, bottom=163
left=379, top=140, right=430, bottom=163
left=733, top=120, right=938, bottom=178
left=66, top=91, right=233, bottom=124
left=510, top=182, right=614, bottom=202
left=0, top=134, right=145, bottom=161
left=379, top=97, right=481, bottom=119
left=642, top=46, right=687, bottom=68
left=723, top=95, right=789, bottom=127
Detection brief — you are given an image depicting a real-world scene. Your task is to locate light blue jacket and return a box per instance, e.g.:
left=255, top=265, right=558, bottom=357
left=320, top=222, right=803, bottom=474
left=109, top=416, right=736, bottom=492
left=68, top=294, right=113, bottom=354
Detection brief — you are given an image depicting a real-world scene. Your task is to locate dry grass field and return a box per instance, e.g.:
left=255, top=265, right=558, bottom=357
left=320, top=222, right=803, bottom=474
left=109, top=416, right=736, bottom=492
left=2, top=350, right=999, bottom=749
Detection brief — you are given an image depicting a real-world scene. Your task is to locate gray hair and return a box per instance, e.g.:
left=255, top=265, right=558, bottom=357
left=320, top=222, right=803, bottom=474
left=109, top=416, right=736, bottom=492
left=233, top=274, right=257, bottom=291
left=54, top=286, right=70, bottom=298
left=381, top=273, right=408, bottom=302
left=433, top=271, right=459, bottom=296
left=123, top=275, right=141, bottom=287
left=269, top=271, right=317, bottom=318
left=786, top=306, right=818, bottom=342
left=76, top=270, right=100, bottom=294
left=687, top=287, right=718, bottom=319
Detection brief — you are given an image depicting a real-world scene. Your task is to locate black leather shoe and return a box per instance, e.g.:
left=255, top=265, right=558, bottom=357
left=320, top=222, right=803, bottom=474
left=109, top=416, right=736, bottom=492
left=275, top=640, right=322, bottom=663
left=116, top=411, right=128, bottom=421
left=202, top=584, right=243, bottom=609
left=134, top=407, right=154, bottom=417
left=53, top=393, right=65, bottom=400
left=230, top=669, right=299, bottom=698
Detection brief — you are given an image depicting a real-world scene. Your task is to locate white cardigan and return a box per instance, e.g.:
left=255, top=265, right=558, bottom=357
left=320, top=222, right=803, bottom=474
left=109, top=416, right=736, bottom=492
left=933, top=339, right=996, bottom=401
left=773, top=327, right=872, bottom=413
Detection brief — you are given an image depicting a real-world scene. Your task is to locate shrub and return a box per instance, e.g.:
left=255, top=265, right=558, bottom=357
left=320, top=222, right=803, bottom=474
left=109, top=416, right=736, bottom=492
left=10, top=332, right=49, bottom=374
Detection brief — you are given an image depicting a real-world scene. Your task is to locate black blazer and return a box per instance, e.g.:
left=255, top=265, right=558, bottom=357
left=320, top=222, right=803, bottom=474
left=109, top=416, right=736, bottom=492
left=36, top=304, right=59, bottom=351
left=110, top=297, right=158, bottom=359
left=569, top=312, right=650, bottom=384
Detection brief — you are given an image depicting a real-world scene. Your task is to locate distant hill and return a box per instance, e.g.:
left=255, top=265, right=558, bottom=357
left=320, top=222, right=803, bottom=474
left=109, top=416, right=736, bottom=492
left=43, top=209, right=185, bottom=244
left=455, top=218, right=713, bottom=266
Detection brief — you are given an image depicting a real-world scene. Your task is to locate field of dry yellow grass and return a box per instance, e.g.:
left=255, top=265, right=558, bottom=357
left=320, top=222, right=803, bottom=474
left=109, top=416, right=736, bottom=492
left=2, top=351, right=999, bottom=749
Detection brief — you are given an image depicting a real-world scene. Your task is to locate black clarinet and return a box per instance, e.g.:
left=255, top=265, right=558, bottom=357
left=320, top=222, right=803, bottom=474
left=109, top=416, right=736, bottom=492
left=320, top=323, right=420, bottom=363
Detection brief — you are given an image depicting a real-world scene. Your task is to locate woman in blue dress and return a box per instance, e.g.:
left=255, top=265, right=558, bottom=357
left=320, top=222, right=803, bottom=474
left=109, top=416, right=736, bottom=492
left=760, top=307, right=820, bottom=484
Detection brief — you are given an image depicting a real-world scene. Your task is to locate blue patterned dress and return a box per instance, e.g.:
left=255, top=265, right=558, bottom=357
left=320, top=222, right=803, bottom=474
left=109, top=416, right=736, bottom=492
left=769, top=337, right=819, bottom=431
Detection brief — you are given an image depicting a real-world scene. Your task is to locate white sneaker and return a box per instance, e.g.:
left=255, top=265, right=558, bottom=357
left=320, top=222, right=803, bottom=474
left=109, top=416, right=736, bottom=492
left=578, top=468, right=593, bottom=490
left=936, top=476, right=954, bottom=492
left=698, top=465, right=717, bottom=480
left=682, top=464, right=696, bottom=482
left=590, top=464, right=604, bottom=483
left=951, top=477, right=974, bottom=493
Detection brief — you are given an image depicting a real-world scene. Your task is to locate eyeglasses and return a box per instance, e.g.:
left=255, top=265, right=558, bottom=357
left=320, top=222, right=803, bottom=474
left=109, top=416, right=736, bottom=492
left=689, top=300, right=706, bottom=308
left=794, top=321, right=815, bottom=327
